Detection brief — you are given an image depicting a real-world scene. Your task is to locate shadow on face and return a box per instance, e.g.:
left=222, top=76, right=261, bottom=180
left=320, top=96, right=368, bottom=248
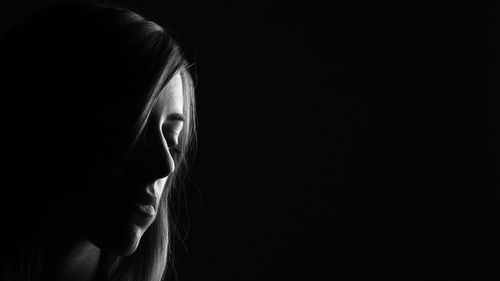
left=0, top=3, right=192, bottom=260
left=78, top=73, right=185, bottom=256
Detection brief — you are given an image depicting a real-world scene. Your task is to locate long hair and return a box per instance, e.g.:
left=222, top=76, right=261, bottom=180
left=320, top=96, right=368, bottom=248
left=0, top=2, right=196, bottom=281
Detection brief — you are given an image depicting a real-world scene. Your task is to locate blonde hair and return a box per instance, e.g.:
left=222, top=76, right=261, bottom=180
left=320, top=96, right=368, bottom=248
left=82, top=5, right=197, bottom=281
left=108, top=66, right=196, bottom=281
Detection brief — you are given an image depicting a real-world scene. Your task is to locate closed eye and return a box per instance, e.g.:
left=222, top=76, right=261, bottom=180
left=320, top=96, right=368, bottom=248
left=163, top=127, right=179, bottom=137
left=163, top=127, right=182, bottom=157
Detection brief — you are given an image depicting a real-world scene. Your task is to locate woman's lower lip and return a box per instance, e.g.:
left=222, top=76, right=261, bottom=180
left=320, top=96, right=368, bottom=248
left=101, top=202, right=156, bottom=226
left=134, top=204, right=156, bottom=217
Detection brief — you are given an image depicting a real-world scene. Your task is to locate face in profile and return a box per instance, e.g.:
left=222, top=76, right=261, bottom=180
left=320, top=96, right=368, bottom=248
left=77, top=73, right=185, bottom=256
left=0, top=4, right=195, bottom=280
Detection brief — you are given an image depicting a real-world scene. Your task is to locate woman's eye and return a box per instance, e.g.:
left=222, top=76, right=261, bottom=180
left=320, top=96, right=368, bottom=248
left=162, top=127, right=182, bottom=156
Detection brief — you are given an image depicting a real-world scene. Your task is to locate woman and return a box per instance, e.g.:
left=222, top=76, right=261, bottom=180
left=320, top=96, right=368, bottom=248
left=0, top=2, right=196, bottom=281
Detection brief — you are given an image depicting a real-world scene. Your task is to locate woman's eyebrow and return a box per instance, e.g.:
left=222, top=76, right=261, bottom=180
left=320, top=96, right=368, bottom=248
left=167, top=113, right=185, bottom=122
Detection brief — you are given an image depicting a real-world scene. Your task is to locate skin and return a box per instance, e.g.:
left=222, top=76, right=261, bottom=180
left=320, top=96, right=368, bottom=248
left=40, top=73, right=185, bottom=281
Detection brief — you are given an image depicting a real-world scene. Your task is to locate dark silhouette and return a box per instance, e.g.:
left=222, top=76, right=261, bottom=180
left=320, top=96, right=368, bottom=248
left=0, top=2, right=196, bottom=281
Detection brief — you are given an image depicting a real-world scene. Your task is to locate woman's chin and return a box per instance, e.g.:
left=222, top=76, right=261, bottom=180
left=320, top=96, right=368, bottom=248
left=87, top=223, right=145, bottom=256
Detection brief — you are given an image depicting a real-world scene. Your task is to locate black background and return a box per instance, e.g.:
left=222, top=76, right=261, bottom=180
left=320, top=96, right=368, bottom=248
left=2, top=1, right=500, bottom=280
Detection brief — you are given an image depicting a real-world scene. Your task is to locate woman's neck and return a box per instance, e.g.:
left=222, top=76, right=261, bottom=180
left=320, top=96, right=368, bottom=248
left=50, top=239, right=101, bottom=281
left=41, top=226, right=101, bottom=281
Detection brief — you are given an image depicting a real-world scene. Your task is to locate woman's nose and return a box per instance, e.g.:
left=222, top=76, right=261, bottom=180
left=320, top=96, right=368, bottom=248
left=131, top=125, right=175, bottom=182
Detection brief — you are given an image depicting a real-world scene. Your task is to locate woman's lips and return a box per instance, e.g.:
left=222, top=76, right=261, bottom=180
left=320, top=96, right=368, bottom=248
left=134, top=203, right=156, bottom=216
left=94, top=192, right=158, bottom=226
left=121, top=203, right=156, bottom=227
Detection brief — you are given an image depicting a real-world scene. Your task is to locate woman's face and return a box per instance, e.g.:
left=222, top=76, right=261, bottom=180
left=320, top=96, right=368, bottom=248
left=80, top=73, right=185, bottom=256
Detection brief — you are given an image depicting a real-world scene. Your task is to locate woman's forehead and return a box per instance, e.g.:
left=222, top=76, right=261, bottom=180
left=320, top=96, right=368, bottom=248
left=157, top=73, right=184, bottom=118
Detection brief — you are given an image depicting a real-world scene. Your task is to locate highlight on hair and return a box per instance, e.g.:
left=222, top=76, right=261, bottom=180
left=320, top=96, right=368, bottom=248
left=0, top=2, right=196, bottom=281
left=106, top=24, right=197, bottom=281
